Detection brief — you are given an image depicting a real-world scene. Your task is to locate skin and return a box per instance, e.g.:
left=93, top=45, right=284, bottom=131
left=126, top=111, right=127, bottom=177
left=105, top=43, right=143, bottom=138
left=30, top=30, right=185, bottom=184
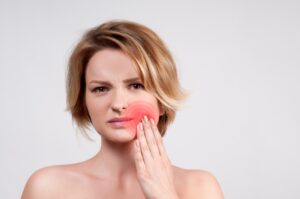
left=21, top=49, right=224, bottom=199
left=120, top=101, right=160, bottom=137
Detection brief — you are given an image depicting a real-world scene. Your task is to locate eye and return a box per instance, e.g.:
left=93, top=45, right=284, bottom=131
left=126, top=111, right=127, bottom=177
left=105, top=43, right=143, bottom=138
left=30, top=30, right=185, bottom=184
left=129, top=83, right=145, bottom=90
left=92, top=86, right=109, bottom=93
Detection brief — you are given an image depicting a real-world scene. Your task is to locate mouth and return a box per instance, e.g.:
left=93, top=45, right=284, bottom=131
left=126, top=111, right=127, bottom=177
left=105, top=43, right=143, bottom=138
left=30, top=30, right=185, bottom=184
left=107, top=117, right=134, bottom=128
left=107, top=117, right=133, bottom=123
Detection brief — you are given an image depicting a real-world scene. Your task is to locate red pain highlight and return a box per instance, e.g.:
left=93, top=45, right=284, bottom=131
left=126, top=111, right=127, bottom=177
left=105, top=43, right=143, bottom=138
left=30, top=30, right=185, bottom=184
left=123, top=101, right=160, bottom=137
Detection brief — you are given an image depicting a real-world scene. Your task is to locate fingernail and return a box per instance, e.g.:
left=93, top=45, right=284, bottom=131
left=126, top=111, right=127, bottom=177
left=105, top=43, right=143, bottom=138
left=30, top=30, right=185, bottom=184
left=144, top=115, right=148, bottom=122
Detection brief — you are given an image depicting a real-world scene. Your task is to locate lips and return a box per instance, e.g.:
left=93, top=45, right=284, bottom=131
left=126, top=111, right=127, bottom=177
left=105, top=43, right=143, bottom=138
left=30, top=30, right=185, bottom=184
left=107, top=117, right=133, bottom=123
left=107, top=117, right=133, bottom=129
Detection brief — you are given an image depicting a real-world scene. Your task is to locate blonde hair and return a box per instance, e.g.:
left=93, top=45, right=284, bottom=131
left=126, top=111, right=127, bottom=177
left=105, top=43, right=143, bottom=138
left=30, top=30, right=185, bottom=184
left=66, top=20, right=188, bottom=138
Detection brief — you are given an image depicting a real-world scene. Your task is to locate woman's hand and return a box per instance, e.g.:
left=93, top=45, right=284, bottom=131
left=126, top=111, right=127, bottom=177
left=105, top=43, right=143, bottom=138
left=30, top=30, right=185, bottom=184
left=134, top=116, right=179, bottom=199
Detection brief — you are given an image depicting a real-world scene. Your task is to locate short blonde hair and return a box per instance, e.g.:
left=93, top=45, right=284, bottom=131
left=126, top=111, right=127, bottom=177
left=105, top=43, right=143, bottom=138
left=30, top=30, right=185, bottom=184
left=66, top=20, right=188, bottom=138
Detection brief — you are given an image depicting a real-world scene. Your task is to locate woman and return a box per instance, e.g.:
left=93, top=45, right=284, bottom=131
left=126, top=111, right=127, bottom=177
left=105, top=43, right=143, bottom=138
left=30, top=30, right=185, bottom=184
left=21, top=20, right=224, bottom=199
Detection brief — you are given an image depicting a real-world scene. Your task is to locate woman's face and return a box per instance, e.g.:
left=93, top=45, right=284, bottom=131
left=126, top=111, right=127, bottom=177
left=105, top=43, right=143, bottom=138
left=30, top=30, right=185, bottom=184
left=85, top=49, right=161, bottom=143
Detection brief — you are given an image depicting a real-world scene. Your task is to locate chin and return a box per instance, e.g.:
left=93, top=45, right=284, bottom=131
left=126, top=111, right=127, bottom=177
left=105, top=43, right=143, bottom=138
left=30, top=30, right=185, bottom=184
left=104, top=128, right=137, bottom=143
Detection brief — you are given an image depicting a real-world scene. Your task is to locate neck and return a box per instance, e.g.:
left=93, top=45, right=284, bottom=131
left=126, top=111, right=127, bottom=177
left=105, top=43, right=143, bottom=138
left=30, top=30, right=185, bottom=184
left=89, top=137, right=137, bottom=181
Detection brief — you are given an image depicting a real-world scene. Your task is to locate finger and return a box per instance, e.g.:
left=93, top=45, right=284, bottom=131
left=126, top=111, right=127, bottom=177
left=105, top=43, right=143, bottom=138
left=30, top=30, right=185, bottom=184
left=150, top=118, right=169, bottom=161
left=137, top=122, right=153, bottom=165
left=142, top=116, right=160, bottom=158
left=134, top=139, right=146, bottom=175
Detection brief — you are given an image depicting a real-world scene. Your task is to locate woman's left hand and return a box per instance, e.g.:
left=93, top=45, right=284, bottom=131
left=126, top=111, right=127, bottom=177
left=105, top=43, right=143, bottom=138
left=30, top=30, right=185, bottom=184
left=134, top=116, right=179, bottom=199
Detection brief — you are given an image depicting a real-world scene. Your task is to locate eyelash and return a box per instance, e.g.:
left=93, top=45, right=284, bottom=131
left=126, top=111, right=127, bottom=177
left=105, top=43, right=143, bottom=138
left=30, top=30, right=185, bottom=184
left=92, top=83, right=144, bottom=93
left=130, top=83, right=145, bottom=90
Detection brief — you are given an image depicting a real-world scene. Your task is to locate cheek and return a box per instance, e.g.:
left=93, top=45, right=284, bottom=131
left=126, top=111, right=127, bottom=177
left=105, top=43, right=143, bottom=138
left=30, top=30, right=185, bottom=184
left=85, top=95, right=107, bottom=123
left=124, top=101, right=160, bottom=137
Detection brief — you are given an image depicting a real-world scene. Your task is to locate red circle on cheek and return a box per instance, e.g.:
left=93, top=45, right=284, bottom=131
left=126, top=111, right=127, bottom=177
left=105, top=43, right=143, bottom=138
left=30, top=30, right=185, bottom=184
left=124, top=101, right=160, bottom=137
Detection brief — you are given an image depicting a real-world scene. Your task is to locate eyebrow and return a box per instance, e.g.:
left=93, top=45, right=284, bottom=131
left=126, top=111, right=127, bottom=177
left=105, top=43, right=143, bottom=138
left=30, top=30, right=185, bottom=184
left=88, top=77, right=141, bottom=85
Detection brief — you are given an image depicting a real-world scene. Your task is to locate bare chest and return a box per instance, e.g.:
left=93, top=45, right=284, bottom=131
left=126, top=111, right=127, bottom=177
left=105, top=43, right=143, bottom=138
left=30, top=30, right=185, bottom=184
left=57, top=179, right=147, bottom=199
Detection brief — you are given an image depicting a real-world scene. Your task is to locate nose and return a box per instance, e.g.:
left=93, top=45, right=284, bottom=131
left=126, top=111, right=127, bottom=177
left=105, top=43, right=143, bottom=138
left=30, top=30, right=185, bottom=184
left=111, top=88, right=128, bottom=113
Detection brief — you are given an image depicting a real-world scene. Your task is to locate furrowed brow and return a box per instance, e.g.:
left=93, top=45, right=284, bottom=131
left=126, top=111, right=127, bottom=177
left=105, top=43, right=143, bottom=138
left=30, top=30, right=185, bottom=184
left=88, top=77, right=141, bottom=85
left=88, top=80, right=111, bottom=86
left=123, top=77, right=141, bottom=83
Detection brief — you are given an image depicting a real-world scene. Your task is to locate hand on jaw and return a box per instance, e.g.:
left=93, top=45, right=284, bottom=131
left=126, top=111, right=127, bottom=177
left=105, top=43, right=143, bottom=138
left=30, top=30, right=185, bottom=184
left=133, top=116, right=179, bottom=199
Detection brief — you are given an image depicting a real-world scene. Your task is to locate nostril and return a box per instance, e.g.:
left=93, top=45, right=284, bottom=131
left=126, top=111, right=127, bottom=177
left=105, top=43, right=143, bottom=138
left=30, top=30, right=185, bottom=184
left=111, top=103, right=128, bottom=112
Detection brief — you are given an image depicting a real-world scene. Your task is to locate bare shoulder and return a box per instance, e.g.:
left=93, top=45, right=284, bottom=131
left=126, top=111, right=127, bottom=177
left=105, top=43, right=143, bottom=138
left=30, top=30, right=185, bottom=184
left=21, top=164, right=80, bottom=199
left=172, top=166, right=224, bottom=199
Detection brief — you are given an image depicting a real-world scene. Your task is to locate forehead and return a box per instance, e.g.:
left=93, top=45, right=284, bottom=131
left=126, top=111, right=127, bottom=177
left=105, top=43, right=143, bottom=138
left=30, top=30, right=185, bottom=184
left=85, top=49, right=139, bottom=81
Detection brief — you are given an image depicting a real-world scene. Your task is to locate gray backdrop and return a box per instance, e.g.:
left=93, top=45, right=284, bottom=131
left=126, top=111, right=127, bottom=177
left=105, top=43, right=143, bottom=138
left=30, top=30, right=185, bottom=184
left=0, top=0, right=299, bottom=198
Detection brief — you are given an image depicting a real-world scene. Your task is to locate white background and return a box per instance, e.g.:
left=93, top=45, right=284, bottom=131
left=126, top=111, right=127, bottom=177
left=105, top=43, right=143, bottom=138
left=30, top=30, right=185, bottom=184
left=0, top=0, right=299, bottom=198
